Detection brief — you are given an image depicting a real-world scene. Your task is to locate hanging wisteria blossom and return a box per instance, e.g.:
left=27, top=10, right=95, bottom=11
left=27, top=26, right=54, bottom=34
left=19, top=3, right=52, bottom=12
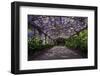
left=28, top=15, right=88, bottom=61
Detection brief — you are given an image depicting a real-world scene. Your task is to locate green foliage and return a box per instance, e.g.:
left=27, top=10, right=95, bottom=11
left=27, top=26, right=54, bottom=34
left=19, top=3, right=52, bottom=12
left=65, top=29, right=87, bottom=53
left=28, top=37, right=42, bottom=51
left=28, top=37, right=54, bottom=52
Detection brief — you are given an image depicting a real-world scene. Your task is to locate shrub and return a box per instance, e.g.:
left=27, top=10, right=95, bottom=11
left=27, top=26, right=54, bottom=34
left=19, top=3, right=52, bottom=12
left=28, top=37, right=43, bottom=51
left=65, top=29, right=87, bottom=53
left=28, top=37, right=54, bottom=53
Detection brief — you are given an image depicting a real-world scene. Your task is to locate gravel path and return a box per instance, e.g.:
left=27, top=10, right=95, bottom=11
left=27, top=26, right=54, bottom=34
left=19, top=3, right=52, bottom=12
left=28, top=46, right=86, bottom=61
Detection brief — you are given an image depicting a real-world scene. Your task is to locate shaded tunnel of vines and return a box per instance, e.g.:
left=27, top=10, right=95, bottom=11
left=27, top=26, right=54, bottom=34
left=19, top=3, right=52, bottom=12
left=28, top=15, right=88, bottom=60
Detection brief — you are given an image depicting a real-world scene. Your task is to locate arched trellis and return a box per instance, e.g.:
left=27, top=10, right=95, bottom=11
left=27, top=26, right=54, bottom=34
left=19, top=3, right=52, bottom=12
left=28, top=15, right=88, bottom=45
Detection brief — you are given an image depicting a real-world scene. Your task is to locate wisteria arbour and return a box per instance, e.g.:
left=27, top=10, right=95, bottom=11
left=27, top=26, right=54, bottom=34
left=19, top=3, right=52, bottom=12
left=28, top=15, right=87, bottom=39
left=28, top=15, right=88, bottom=61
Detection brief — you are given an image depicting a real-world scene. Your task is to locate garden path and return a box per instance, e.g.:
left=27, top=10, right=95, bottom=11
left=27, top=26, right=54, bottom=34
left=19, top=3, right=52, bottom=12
left=28, top=46, right=85, bottom=60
